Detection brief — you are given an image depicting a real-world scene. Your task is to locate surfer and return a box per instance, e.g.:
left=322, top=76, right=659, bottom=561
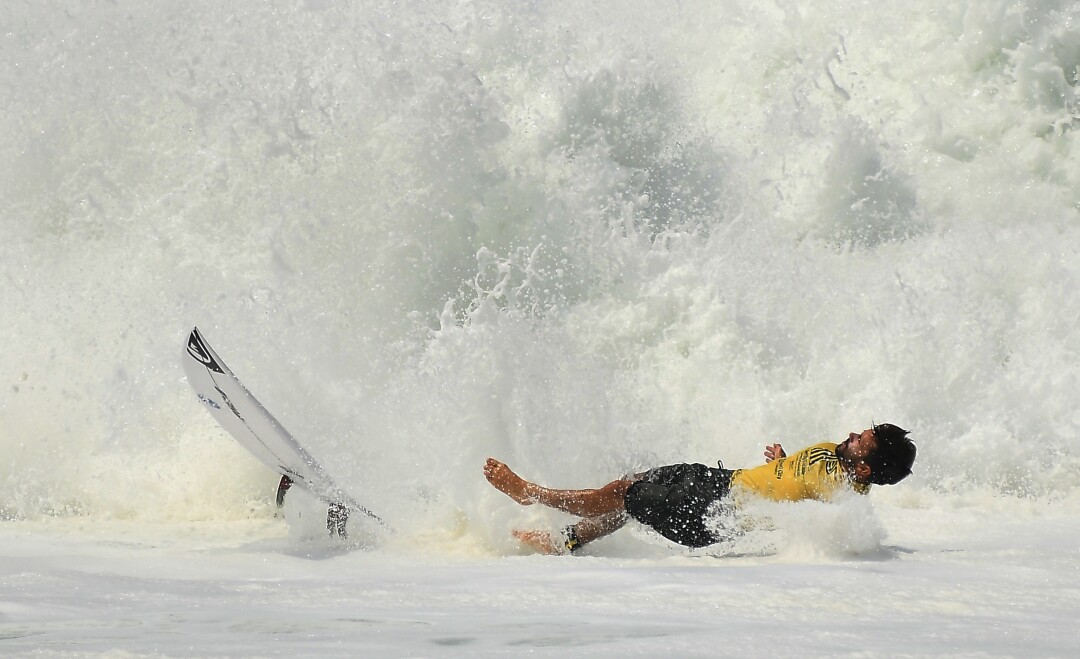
left=483, top=424, right=916, bottom=554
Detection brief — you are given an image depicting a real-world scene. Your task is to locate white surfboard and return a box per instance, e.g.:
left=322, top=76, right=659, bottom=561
left=182, top=326, right=385, bottom=534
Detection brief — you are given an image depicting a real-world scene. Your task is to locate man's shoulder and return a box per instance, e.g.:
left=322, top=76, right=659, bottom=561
left=793, top=441, right=839, bottom=455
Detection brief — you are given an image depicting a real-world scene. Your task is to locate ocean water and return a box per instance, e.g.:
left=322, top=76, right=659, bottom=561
left=2, top=1, right=1080, bottom=655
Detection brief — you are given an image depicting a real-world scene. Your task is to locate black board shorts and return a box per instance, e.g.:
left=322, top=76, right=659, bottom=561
left=624, top=463, right=734, bottom=548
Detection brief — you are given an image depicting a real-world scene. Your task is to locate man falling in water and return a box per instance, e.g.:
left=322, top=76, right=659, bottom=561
left=483, top=424, right=916, bottom=554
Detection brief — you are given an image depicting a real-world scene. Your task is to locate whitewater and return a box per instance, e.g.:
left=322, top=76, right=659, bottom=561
left=2, top=0, right=1080, bottom=656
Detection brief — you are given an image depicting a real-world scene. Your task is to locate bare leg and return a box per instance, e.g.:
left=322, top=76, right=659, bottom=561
left=484, top=458, right=634, bottom=517
left=571, top=511, right=629, bottom=545
left=511, top=512, right=629, bottom=555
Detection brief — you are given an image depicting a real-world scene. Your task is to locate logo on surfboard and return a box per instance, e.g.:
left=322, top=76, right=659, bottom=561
left=186, top=329, right=225, bottom=374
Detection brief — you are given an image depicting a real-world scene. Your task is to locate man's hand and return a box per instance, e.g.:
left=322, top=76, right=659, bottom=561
left=764, top=443, right=786, bottom=463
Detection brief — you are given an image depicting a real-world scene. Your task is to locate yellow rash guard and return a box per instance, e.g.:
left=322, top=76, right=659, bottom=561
left=730, top=442, right=870, bottom=502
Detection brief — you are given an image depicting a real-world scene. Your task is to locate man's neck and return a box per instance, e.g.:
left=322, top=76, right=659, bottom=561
left=839, top=459, right=868, bottom=485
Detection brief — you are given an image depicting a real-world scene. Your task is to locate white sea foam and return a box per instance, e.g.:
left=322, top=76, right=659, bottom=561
left=2, top=1, right=1080, bottom=654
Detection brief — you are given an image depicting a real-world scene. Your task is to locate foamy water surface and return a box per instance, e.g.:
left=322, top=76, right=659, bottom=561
left=2, top=1, right=1079, bottom=655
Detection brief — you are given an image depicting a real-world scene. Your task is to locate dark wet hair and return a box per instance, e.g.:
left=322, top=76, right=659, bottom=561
left=866, top=423, right=916, bottom=485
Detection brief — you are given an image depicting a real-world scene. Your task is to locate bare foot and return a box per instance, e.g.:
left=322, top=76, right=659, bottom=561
left=512, top=529, right=562, bottom=555
left=483, top=458, right=536, bottom=505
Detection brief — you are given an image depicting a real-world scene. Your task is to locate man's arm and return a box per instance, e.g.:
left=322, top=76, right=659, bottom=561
left=764, top=443, right=786, bottom=463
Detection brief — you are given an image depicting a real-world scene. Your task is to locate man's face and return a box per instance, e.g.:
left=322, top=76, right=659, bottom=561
left=837, top=428, right=878, bottom=464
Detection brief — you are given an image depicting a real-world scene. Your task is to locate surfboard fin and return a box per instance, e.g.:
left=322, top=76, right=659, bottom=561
left=275, top=475, right=293, bottom=508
